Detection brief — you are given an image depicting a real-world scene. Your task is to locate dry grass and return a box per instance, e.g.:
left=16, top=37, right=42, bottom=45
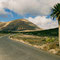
left=10, top=34, right=60, bottom=56
left=10, top=34, right=58, bottom=47
left=0, top=33, right=7, bottom=36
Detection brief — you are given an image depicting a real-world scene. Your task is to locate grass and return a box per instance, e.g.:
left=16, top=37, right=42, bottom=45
left=0, top=33, right=7, bottom=36
left=10, top=28, right=60, bottom=55
left=0, top=28, right=59, bottom=55
left=10, top=33, right=60, bottom=55
left=10, top=28, right=59, bottom=47
left=10, top=34, right=58, bottom=46
left=20, top=28, right=58, bottom=37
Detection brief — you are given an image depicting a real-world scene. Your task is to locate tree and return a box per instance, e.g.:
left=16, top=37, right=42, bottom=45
left=50, top=3, right=60, bottom=47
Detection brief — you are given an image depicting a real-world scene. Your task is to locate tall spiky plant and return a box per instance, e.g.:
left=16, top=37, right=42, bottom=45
left=50, top=3, right=60, bottom=47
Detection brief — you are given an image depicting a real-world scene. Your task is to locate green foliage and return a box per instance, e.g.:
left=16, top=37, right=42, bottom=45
left=20, top=28, right=58, bottom=37
left=51, top=3, right=60, bottom=20
left=46, top=37, right=56, bottom=42
left=10, top=33, right=58, bottom=46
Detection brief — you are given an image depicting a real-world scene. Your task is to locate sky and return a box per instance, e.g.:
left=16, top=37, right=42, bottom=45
left=0, top=0, right=60, bottom=29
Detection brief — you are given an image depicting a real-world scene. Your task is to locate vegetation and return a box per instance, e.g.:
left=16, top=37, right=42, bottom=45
left=0, top=19, right=40, bottom=31
left=0, top=33, right=7, bottom=36
left=50, top=3, right=60, bottom=47
left=10, top=34, right=58, bottom=46
left=20, top=28, right=58, bottom=37
left=0, top=18, right=59, bottom=55
left=0, top=22, right=6, bottom=27
left=10, top=28, right=60, bottom=55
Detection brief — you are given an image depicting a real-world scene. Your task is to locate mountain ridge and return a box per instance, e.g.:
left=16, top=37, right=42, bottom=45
left=0, top=19, right=42, bottom=31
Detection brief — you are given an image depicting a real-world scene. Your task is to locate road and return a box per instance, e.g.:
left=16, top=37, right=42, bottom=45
left=0, top=36, right=60, bottom=60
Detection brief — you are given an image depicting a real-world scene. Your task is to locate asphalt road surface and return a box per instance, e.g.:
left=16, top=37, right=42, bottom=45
left=0, top=36, right=60, bottom=60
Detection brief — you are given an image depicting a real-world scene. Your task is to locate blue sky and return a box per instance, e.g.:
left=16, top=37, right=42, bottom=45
left=0, top=8, right=55, bottom=22
left=0, top=0, right=59, bottom=29
left=0, top=8, right=36, bottom=22
left=0, top=8, right=24, bottom=22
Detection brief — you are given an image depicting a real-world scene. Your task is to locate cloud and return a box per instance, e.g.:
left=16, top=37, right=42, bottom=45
left=0, top=0, right=59, bottom=29
left=0, top=0, right=60, bottom=16
left=0, top=0, right=13, bottom=17
left=0, top=1, right=6, bottom=14
left=26, top=16, right=58, bottom=29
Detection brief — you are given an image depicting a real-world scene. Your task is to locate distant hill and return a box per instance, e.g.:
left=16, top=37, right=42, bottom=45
left=20, top=28, right=58, bottom=37
left=0, top=19, right=41, bottom=31
left=0, top=22, right=6, bottom=28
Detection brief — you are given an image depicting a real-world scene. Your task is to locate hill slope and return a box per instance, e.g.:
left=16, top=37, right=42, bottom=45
left=0, top=22, right=7, bottom=29
left=20, top=28, right=58, bottom=37
left=0, top=19, right=41, bottom=31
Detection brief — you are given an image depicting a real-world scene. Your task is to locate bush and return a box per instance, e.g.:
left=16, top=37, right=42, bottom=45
left=46, top=37, right=56, bottom=43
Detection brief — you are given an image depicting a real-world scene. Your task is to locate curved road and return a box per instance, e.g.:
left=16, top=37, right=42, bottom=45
left=0, top=36, right=60, bottom=60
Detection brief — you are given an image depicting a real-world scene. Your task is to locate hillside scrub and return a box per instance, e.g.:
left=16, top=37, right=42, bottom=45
left=10, top=34, right=60, bottom=55
left=0, top=33, right=7, bottom=36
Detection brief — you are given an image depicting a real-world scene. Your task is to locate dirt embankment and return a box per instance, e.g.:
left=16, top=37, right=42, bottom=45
left=9, top=34, right=60, bottom=56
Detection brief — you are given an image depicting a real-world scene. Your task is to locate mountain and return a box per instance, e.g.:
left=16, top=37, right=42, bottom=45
left=0, top=22, right=7, bottom=29
left=0, top=19, right=41, bottom=32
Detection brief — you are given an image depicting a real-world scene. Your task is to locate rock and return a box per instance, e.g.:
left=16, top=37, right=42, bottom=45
left=49, top=49, right=58, bottom=54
